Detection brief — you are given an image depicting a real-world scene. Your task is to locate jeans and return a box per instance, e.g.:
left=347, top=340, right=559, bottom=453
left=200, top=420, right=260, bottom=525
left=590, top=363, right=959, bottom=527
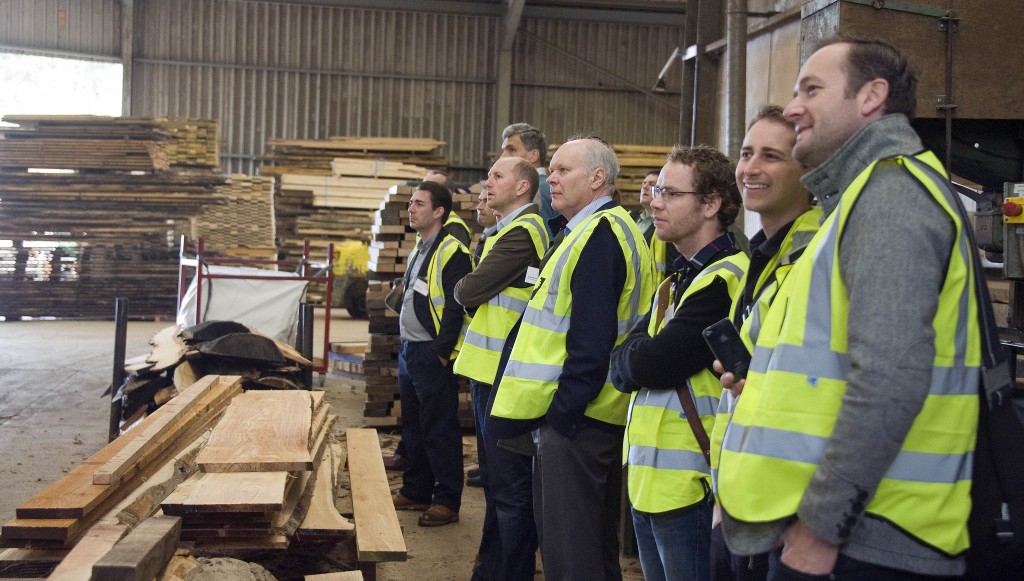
left=397, top=340, right=463, bottom=511
left=477, top=377, right=537, bottom=581
left=632, top=500, right=712, bottom=581
left=470, top=380, right=502, bottom=581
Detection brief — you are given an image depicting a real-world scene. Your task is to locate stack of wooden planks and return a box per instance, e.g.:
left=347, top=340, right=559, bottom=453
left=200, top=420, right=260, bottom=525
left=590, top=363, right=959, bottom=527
left=191, top=174, right=277, bottom=252
left=0, top=115, right=228, bottom=320
left=1, top=115, right=220, bottom=170
left=263, top=142, right=449, bottom=305
left=261, top=137, right=447, bottom=174
left=162, top=390, right=352, bottom=549
left=0, top=376, right=243, bottom=550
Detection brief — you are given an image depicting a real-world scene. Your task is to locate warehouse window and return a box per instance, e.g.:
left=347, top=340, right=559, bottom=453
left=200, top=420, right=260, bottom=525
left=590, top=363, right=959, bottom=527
left=0, top=52, right=122, bottom=126
left=0, top=52, right=120, bottom=320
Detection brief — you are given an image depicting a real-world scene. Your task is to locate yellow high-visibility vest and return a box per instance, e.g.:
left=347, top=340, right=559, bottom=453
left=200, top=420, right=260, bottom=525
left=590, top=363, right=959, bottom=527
left=407, top=234, right=472, bottom=359
left=709, top=207, right=821, bottom=490
left=626, top=252, right=747, bottom=513
left=491, top=206, right=656, bottom=426
left=454, top=213, right=550, bottom=383
left=717, top=152, right=980, bottom=555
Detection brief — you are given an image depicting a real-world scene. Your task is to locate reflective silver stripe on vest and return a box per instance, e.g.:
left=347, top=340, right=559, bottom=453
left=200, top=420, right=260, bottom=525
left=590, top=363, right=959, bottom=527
left=489, top=292, right=529, bottom=314
left=431, top=295, right=445, bottom=308
left=752, top=343, right=976, bottom=397
left=723, top=422, right=971, bottom=484
left=704, top=259, right=745, bottom=280
left=632, top=386, right=719, bottom=418
left=463, top=328, right=507, bottom=353
left=505, top=360, right=563, bottom=382
left=628, top=445, right=709, bottom=472
left=747, top=302, right=764, bottom=344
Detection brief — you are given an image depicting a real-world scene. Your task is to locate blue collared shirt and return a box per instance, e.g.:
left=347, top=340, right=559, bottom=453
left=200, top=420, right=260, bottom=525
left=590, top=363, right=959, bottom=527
left=565, top=195, right=614, bottom=235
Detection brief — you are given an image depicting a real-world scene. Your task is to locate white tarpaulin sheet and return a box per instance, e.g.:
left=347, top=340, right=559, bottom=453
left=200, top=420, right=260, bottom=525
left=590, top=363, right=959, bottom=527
left=177, top=265, right=308, bottom=343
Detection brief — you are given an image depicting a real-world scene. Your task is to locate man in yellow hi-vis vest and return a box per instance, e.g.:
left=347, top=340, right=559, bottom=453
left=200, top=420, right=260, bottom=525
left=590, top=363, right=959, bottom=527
left=453, top=157, right=549, bottom=581
left=489, top=135, right=656, bottom=580
left=610, top=145, right=747, bottom=581
left=716, top=38, right=984, bottom=579
left=391, top=181, right=472, bottom=528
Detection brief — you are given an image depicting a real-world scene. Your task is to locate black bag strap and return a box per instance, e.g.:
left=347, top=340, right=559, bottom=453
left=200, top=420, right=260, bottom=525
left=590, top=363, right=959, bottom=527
left=906, top=157, right=1024, bottom=556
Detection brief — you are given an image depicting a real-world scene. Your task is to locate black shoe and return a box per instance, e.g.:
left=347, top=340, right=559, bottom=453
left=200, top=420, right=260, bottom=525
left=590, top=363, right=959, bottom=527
left=466, top=474, right=483, bottom=487
left=467, top=466, right=481, bottom=478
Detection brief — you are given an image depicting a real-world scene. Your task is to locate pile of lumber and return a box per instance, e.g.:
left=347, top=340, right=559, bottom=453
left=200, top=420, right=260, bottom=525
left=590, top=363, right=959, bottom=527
left=1, top=375, right=243, bottom=550
left=116, top=321, right=312, bottom=429
left=264, top=142, right=449, bottom=305
left=261, top=137, right=447, bottom=174
left=0, top=115, right=228, bottom=320
left=191, top=174, right=277, bottom=252
left=162, top=389, right=351, bottom=549
left=359, top=186, right=415, bottom=418
left=1, top=115, right=220, bottom=170
left=0, top=379, right=355, bottom=576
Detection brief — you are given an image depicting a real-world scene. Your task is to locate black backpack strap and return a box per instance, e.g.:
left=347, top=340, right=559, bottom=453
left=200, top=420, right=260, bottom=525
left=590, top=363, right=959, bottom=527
left=905, top=156, right=1024, bottom=575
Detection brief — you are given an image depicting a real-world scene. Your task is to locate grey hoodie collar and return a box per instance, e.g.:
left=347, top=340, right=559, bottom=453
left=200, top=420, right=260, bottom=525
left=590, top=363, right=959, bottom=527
left=800, top=114, right=925, bottom=218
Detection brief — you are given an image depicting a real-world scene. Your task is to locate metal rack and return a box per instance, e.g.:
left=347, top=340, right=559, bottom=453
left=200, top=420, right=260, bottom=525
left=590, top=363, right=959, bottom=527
left=176, top=236, right=335, bottom=377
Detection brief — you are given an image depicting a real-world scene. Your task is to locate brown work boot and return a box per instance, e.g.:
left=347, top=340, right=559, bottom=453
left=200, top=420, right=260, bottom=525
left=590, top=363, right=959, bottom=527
left=383, top=454, right=410, bottom=471
left=392, top=492, right=429, bottom=511
left=418, top=504, right=459, bottom=527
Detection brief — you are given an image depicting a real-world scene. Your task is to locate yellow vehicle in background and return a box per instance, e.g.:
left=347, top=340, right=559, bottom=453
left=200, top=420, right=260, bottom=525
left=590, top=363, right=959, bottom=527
left=330, top=240, right=370, bottom=319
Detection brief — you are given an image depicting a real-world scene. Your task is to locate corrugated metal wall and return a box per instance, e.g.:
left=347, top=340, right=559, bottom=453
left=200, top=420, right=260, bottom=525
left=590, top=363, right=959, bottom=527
left=0, top=0, right=119, bottom=59
left=0, top=0, right=689, bottom=179
left=512, top=18, right=684, bottom=149
left=133, top=0, right=498, bottom=175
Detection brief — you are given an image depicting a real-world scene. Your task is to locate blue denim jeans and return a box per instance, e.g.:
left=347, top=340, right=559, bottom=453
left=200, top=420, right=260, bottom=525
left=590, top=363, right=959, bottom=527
left=632, top=499, right=713, bottom=581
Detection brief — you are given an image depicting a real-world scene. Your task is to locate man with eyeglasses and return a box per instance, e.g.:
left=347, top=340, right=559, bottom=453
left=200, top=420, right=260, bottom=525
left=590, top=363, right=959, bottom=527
left=610, top=145, right=747, bottom=581
left=632, top=169, right=680, bottom=280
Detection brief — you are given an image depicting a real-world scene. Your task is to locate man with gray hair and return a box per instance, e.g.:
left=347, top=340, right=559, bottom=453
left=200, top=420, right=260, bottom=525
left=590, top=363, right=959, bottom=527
left=500, top=122, right=559, bottom=228
left=490, top=135, right=656, bottom=579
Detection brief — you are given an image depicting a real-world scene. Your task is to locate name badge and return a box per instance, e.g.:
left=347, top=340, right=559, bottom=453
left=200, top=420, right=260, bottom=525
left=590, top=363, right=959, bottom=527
left=524, top=266, right=540, bottom=285
left=413, top=278, right=429, bottom=296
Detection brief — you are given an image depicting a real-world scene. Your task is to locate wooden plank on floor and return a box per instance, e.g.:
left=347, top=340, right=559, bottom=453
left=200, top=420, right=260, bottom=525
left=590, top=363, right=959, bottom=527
left=91, top=516, right=181, bottom=581
left=161, top=471, right=290, bottom=514
left=305, top=572, right=364, bottom=580
left=93, top=375, right=240, bottom=485
left=197, top=390, right=314, bottom=473
left=48, top=524, right=128, bottom=581
left=345, top=428, right=406, bottom=562
left=15, top=377, right=239, bottom=519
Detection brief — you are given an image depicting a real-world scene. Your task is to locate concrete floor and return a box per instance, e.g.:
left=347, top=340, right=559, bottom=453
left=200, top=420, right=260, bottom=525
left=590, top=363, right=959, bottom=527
left=0, top=313, right=643, bottom=580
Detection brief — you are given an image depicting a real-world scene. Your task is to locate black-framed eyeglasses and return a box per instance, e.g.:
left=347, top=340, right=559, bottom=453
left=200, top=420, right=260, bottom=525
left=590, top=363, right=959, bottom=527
left=651, top=186, right=698, bottom=199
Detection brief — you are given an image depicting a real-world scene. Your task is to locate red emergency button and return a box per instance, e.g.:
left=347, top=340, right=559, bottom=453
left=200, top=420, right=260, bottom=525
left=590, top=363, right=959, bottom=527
left=1003, top=201, right=1023, bottom=217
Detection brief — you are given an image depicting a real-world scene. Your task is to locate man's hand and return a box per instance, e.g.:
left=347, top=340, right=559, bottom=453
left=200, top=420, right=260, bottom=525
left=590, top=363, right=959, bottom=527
left=779, top=521, right=838, bottom=575
left=713, top=359, right=746, bottom=398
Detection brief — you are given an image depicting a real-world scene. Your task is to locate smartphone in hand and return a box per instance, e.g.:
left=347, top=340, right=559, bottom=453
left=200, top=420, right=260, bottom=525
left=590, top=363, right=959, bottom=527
left=702, top=318, right=752, bottom=380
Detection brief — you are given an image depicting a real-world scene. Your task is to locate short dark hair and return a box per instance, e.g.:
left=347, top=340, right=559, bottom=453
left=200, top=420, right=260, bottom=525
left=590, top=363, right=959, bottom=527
left=502, top=123, right=548, bottom=166
left=666, top=145, right=742, bottom=230
left=416, top=180, right=452, bottom=222
left=816, top=36, right=917, bottom=120
left=747, top=104, right=788, bottom=131
left=645, top=169, right=661, bottom=179
left=508, top=157, right=540, bottom=198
